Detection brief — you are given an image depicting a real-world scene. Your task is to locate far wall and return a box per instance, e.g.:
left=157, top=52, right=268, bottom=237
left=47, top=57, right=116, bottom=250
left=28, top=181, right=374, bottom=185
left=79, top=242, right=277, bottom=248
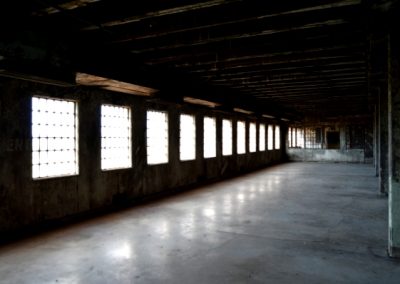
left=286, top=118, right=373, bottom=163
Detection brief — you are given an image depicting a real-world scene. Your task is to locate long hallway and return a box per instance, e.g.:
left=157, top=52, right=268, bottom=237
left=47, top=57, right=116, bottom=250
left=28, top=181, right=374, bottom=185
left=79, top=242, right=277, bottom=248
left=0, top=162, right=398, bottom=283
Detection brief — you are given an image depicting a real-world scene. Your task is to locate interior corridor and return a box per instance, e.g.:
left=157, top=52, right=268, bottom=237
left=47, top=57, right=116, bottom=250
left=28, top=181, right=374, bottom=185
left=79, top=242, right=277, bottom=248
left=0, top=162, right=398, bottom=284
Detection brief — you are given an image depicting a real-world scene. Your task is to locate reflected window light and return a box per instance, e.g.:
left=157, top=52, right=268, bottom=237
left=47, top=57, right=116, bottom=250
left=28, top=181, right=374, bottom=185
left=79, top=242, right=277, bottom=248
left=31, top=97, right=78, bottom=179
left=259, top=123, right=266, bottom=151
left=237, top=121, right=246, bottom=154
left=203, top=116, right=216, bottom=158
left=180, top=114, right=196, bottom=161
left=202, top=208, right=216, bottom=218
left=237, top=193, right=245, bottom=202
left=268, top=124, right=274, bottom=150
left=155, top=220, right=170, bottom=238
left=147, top=110, right=168, bottom=165
left=110, top=242, right=132, bottom=259
left=275, top=125, right=280, bottom=150
left=101, top=105, right=132, bottom=170
left=249, top=122, right=256, bottom=153
left=222, top=119, right=232, bottom=156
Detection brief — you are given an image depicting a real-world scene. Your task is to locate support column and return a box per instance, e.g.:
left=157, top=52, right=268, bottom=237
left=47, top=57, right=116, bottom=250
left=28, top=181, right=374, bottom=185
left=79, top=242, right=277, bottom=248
left=373, top=106, right=379, bottom=176
left=369, top=28, right=389, bottom=192
left=380, top=82, right=389, bottom=194
left=388, top=18, right=400, bottom=258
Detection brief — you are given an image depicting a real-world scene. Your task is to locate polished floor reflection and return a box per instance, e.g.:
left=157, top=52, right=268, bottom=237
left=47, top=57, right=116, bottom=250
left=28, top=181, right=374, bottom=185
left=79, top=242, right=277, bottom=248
left=1, top=162, right=399, bottom=283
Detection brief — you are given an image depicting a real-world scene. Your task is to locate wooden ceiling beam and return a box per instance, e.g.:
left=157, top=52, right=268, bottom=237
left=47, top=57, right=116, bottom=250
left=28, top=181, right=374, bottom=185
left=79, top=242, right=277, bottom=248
left=200, top=66, right=366, bottom=80
left=187, top=59, right=365, bottom=75
left=211, top=73, right=366, bottom=83
left=122, top=20, right=351, bottom=53
left=79, top=0, right=361, bottom=32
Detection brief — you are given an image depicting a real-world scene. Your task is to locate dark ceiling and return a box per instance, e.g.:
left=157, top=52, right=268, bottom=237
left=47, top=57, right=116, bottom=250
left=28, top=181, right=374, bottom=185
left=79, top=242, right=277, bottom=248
left=1, top=0, right=391, bottom=118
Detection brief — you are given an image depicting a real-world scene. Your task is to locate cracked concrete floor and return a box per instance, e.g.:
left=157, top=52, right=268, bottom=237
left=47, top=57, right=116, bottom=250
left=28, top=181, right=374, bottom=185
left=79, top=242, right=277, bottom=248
left=0, top=162, right=399, bottom=283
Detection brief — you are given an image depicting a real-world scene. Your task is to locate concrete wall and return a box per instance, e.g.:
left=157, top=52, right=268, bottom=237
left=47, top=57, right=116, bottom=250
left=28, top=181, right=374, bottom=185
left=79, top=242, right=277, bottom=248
left=287, top=149, right=365, bottom=163
left=286, top=117, right=372, bottom=164
left=0, top=78, right=283, bottom=234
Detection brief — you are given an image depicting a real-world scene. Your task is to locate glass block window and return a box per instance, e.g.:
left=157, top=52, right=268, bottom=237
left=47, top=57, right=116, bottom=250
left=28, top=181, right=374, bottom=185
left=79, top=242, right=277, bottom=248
left=305, top=127, right=322, bottom=149
left=101, top=105, right=132, bottom=170
left=296, top=127, right=304, bottom=148
left=237, top=120, right=246, bottom=154
left=275, top=125, right=280, bottom=150
left=268, top=124, right=274, bottom=150
left=147, top=110, right=168, bottom=165
left=222, top=119, right=233, bottom=156
left=249, top=122, right=256, bottom=153
left=31, top=97, right=78, bottom=179
left=204, top=116, right=216, bottom=158
left=259, top=123, right=266, bottom=151
left=180, top=114, right=196, bottom=161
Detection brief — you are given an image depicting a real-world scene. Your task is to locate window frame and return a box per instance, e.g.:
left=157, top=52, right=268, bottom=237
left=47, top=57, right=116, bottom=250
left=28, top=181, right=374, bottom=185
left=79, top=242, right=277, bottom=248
left=31, top=96, right=79, bottom=179
left=249, top=122, right=257, bottom=153
left=274, top=125, right=280, bottom=150
left=259, top=123, right=266, bottom=151
left=222, top=118, right=233, bottom=156
left=179, top=113, right=196, bottom=161
left=267, top=124, right=274, bottom=150
left=236, top=120, right=246, bottom=155
left=146, top=110, right=169, bottom=165
left=203, top=116, right=217, bottom=159
left=100, top=104, right=132, bottom=171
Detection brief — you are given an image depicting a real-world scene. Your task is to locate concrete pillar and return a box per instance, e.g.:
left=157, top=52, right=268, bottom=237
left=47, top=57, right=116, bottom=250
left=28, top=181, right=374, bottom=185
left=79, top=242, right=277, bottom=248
left=379, top=82, right=389, bottom=194
left=388, top=22, right=400, bottom=258
left=373, top=106, right=379, bottom=176
left=340, top=126, right=346, bottom=151
left=369, top=27, right=389, bottom=193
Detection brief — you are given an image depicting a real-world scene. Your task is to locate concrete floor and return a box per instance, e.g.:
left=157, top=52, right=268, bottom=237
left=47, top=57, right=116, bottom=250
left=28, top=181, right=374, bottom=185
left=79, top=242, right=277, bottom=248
left=0, top=162, right=399, bottom=283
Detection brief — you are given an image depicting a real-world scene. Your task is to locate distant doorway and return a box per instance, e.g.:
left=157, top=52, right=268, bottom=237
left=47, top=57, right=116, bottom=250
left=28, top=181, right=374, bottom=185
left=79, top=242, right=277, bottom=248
left=327, top=131, right=340, bottom=149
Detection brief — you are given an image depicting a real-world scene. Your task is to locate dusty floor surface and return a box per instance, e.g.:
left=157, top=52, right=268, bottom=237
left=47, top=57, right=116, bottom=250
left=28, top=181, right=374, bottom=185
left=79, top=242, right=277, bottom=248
left=0, top=162, right=399, bottom=283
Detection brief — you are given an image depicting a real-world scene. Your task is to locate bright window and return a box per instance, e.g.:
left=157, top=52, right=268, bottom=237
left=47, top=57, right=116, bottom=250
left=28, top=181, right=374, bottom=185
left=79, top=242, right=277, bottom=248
left=101, top=105, right=132, bottom=170
left=288, top=127, right=293, bottom=147
left=222, top=119, right=232, bottom=156
left=275, top=125, right=280, bottom=150
left=180, top=114, right=196, bottom=161
left=147, top=110, right=168, bottom=165
left=31, top=97, right=78, bottom=179
left=204, top=116, right=216, bottom=158
left=296, top=128, right=304, bottom=148
left=237, top=121, right=246, bottom=154
left=259, top=123, right=266, bottom=151
left=268, top=124, right=274, bottom=150
left=249, top=122, right=256, bottom=153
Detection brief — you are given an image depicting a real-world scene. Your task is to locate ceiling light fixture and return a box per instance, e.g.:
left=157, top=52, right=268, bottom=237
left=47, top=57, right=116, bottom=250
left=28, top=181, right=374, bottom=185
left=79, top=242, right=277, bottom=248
left=234, top=108, right=253, bottom=114
left=262, top=114, right=275, bottom=119
left=183, top=97, right=221, bottom=108
left=76, top=72, right=158, bottom=96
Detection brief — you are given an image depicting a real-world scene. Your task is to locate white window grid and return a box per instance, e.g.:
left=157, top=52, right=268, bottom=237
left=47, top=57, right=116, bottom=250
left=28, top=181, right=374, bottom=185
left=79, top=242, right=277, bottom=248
left=288, top=127, right=293, bottom=147
left=267, top=124, right=274, bottom=150
left=147, top=110, right=169, bottom=165
left=31, top=97, right=78, bottom=179
left=305, top=127, right=323, bottom=149
left=204, top=116, right=216, bottom=158
left=275, top=125, right=280, bottom=150
left=296, top=127, right=304, bottom=148
left=237, top=121, right=246, bottom=154
left=259, top=123, right=266, bottom=151
left=180, top=114, right=196, bottom=161
left=222, top=119, right=233, bottom=156
left=249, top=122, right=256, bottom=153
left=101, top=104, right=132, bottom=170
